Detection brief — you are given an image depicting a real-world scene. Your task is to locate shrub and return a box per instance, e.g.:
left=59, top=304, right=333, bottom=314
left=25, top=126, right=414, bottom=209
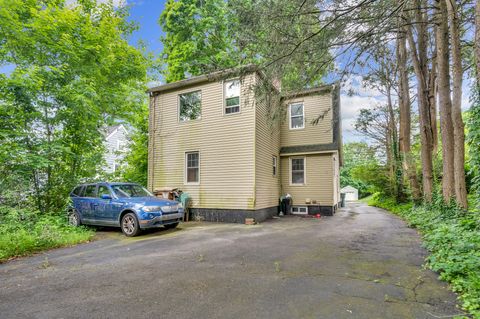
left=368, top=193, right=480, bottom=317
left=0, top=206, right=94, bottom=262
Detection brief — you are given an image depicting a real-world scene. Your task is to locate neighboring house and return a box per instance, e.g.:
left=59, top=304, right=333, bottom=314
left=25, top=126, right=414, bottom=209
left=341, top=186, right=359, bottom=201
left=147, top=68, right=342, bottom=223
left=103, top=124, right=129, bottom=174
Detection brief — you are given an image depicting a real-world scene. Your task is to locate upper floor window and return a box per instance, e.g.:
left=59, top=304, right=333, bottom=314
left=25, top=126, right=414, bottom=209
left=224, top=79, right=240, bottom=114
left=289, top=103, right=304, bottom=130
left=185, top=151, right=200, bottom=184
left=117, top=140, right=127, bottom=151
left=291, top=157, right=305, bottom=185
left=179, top=91, right=201, bottom=122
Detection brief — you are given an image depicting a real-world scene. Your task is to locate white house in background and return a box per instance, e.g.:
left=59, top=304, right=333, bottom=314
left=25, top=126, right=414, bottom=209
left=341, top=185, right=359, bottom=201
left=103, top=124, right=129, bottom=173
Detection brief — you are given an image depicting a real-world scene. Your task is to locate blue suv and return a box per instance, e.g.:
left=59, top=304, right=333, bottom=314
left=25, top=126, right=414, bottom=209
left=68, top=182, right=183, bottom=236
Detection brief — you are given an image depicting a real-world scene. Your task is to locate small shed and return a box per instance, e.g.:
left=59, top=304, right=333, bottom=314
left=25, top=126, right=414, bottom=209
left=341, top=186, right=358, bottom=201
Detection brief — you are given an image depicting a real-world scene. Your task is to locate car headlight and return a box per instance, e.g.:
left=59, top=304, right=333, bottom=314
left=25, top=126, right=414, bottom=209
left=161, top=204, right=178, bottom=213
left=143, top=206, right=162, bottom=212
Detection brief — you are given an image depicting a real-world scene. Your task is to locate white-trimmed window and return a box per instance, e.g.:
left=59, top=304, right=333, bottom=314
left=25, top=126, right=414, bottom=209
left=179, top=91, right=202, bottom=121
left=289, top=103, right=304, bottom=129
left=224, top=79, right=240, bottom=114
left=117, top=140, right=126, bottom=151
left=185, top=152, right=200, bottom=184
left=291, top=157, right=306, bottom=185
left=292, top=206, right=308, bottom=214
left=272, top=156, right=277, bottom=176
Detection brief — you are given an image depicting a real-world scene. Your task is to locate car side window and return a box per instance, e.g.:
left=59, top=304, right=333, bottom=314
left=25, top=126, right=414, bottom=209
left=84, top=185, right=97, bottom=198
left=72, top=186, right=83, bottom=197
left=97, top=185, right=110, bottom=198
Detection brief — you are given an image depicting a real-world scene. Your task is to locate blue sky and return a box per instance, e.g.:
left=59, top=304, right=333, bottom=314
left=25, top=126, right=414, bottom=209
left=127, top=0, right=166, bottom=55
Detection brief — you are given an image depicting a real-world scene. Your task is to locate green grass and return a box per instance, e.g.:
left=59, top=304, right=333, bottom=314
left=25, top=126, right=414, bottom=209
left=368, top=193, right=480, bottom=318
left=0, top=206, right=94, bottom=262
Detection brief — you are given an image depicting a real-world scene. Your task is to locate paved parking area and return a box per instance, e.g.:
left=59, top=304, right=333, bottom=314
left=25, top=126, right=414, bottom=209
left=0, top=202, right=460, bottom=318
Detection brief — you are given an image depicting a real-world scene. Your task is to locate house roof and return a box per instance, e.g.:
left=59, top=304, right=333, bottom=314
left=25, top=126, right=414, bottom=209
left=147, top=65, right=259, bottom=94
left=341, top=186, right=358, bottom=192
left=102, top=124, right=128, bottom=140
left=105, top=125, right=122, bottom=136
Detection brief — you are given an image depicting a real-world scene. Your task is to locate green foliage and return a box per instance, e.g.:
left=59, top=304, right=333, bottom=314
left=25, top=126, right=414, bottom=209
left=467, top=85, right=480, bottom=211
left=369, top=193, right=480, bottom=317
left=120, top=105, right=149, bottom=186
left=0, top=206, right=94, bottom=262
left=0, top=0, right=147, bottom=212
left=341, top=143, right=386, bottom=197
left=159, top=0, right=237, bottom=82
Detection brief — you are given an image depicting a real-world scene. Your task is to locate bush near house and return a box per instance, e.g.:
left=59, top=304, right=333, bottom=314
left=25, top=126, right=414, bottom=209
left=368, top=193, right=480, bottom=317
left=0, top=206, right=94, bottom=263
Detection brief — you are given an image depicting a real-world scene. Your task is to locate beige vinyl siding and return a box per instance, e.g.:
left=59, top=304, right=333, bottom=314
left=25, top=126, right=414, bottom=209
left=254, top=79, right=281, bottom=209
left=149, top=74, right=257, bottom=209
left=332, top=152, right=340, bottom=205
left=281, top=93, right=333, bottom=147
left=280, top=153, right=335, bottom=206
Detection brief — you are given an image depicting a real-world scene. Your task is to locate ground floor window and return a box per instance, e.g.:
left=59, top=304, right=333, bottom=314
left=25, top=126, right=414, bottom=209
left=290, top=157, right=306, bottom=185
left=185, top=151, right=200, bottom=184
left=292, top=206, right=308, bottom=214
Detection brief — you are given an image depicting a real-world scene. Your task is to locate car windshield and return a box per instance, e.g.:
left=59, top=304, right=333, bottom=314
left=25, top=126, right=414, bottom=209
left=111, top=184, right=153, bottom=198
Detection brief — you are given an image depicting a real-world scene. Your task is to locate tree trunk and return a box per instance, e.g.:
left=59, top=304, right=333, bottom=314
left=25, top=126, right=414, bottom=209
left=446, top=0, right=467, bottom=209
left=397, top=27, right=421, bottom=201
left=406, top=9, right=434, bottom=201
left=436, top=0, right=456, bottom=202
left=428, top=41, right=438, bottom=156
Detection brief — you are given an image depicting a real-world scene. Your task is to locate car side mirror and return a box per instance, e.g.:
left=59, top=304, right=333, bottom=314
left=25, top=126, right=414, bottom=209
left=101, top=194, right=112, bottom=200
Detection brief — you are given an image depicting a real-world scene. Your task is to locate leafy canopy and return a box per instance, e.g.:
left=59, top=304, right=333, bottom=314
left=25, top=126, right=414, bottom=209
left=0, top=0, right=147, bottom=212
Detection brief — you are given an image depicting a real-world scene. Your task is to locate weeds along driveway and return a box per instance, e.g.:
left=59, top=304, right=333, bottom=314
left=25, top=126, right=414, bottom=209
left=0, top=202, right=460, bottom=319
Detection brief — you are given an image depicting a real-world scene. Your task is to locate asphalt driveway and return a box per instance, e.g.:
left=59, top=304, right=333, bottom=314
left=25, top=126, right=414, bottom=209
left=0, top=202, right=460, bottom=319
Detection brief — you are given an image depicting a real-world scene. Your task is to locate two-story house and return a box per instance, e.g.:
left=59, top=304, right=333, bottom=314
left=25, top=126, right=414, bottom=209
left=147, top=68, right=341, bottom=223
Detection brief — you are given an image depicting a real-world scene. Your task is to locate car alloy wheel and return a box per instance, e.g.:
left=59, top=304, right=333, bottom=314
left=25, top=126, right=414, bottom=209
left=121, top=213, right=140, bottom=237
left=68, top=211, right=80, bottom=227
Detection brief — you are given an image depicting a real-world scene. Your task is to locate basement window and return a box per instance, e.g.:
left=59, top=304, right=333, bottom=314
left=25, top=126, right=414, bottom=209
left=289, top=103, right=304, bottom=129
left=179, top=91, right=202, bottom=121
left=224, top=79, right=240, bottom=114
left=292, top=206, right=308, bottom=214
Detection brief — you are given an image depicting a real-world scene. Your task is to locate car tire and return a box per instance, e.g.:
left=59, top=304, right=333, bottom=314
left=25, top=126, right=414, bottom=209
left=164, top=222, right=179, bottom=230
left=68, top=210, right=81, bottom=227
left=121, top=213, right=141, bottom=237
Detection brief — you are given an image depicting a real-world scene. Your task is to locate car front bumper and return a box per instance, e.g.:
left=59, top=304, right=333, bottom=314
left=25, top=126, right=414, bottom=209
left=139, top=212, right=184, bottom=229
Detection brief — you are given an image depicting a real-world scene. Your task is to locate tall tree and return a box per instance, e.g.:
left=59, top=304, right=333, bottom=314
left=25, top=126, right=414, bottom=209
left=0, top=0, right=147, bottom=212
left=446, top=0, right=467, bottom=208
left=361, top=43, right=404, bottom=200
left=159, top=0, right=237, bottom=82
left=397, top=23, right=421, bottom=201
left=436, top=0, right=456, bottom=202
left=405, top=0, right=435, bottom=201
left=476, top=0, right=480, bottom=80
